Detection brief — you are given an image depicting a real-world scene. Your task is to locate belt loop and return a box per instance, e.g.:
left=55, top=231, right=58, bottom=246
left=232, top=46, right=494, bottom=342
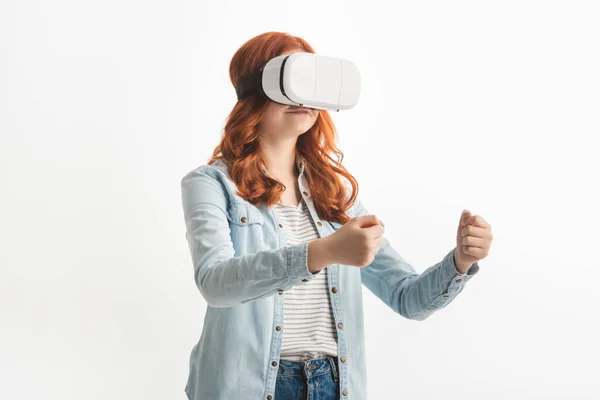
left=302, top=362, right=308, bottom=380
left=328, top=356, right=339, bottom=382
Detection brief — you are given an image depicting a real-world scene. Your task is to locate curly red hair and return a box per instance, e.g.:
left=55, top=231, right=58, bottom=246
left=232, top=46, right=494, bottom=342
left=207, top=31, right=359, bottom=225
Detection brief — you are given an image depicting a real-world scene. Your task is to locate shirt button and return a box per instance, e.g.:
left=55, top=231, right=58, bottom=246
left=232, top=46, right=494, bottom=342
left=337, top=322, right=344, bottom=329
left=316, top=221, right=322, bottom=227
left=302, top=279, right=308, bottom=282
left=279, top=223, right=283, bottom=228
left=342, top=388, right=348, bottom=396
left=302, top=191, right=309, bottom=196
left=340, top=356, right=347, bottom=363
left=275, top=326, right=281, bottom=331
left=272, top=361, right=277, bottom=367
left=278, top=290, right=283, bottom=295
left=240, top=216, right=247, bottom=223
left=455, top=278, right=462, bottom=283
left=331, top=287, right=338, bottom=293
left=267, top=396, right=272, bottom=400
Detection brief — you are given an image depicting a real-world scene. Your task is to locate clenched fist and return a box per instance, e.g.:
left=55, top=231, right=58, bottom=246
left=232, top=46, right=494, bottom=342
left=327, top=215, right=385, bottom=268
left=454, top=209, right=493, bottom=273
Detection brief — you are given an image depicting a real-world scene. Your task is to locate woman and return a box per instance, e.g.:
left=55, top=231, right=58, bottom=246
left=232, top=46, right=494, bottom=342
left=181, top=31, right=491, bottom=400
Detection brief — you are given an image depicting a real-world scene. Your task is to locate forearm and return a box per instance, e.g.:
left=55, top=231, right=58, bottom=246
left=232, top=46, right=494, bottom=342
left=195, top=242, right=318, bottom=307
left=307, top=237, right=336, bottom=273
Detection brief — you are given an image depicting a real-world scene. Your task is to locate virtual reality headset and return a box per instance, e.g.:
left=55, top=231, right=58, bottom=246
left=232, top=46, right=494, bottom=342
left=235, top=52, right=361, bottom=111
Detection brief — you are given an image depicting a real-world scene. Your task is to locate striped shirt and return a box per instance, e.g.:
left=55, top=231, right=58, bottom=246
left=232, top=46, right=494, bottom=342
left=273, top=197, right=338, bottom=361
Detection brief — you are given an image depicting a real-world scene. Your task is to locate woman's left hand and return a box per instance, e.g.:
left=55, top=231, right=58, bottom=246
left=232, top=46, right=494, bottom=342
left=454, top=209, right=493, bottom=273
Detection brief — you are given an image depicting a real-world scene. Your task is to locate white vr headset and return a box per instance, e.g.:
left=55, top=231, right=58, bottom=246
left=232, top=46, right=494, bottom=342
left=235, top=52, right=361, bottom=111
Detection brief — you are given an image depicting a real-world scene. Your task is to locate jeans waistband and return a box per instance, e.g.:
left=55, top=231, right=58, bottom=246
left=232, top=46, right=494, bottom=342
left=277, top=356, right=339, bottom=382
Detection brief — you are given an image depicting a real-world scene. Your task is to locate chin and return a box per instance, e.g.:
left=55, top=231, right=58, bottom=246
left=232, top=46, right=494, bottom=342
left=277, top=119, right=317, bottom=137
left=295, top=120, right=318, bottom=133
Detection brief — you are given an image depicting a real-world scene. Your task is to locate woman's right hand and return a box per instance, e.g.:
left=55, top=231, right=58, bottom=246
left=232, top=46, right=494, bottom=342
left=325, top=215, right=385, bottom=268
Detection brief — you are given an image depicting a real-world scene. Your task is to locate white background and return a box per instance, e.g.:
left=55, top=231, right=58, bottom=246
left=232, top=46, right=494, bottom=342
left=1, top=0, right=599, bottom=399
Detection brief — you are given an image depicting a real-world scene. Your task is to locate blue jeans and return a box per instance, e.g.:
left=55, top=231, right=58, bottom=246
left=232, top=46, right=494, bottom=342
left=275, top=356, right=340, bottom=399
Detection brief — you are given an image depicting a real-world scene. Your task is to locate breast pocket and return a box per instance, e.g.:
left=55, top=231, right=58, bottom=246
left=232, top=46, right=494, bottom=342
left=226, top=203, right=274, bottom=304
left=226, top=202, right=265, bottom=253
left=227, top=202, right=264, bottom=226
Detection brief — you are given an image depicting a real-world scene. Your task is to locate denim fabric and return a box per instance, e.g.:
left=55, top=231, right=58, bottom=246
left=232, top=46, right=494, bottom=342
left=181, top=157, right=479, bottom=400
left=275, top=356, right=340, bottom=400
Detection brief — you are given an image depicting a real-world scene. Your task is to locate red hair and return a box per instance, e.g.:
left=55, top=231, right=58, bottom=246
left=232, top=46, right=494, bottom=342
left=207, top=31, right=359, bottom=225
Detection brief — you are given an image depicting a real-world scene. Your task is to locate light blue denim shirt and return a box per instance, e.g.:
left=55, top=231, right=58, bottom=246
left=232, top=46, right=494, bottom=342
left=181, top=157, right=479, bottom=400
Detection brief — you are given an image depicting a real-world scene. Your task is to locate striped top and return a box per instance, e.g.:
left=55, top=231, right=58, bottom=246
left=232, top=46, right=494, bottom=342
left=274, top=197, right=338, bottom=361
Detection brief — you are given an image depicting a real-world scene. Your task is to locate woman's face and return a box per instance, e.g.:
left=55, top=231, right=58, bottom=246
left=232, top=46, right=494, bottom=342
left=257, top=49, right=319, bottom=141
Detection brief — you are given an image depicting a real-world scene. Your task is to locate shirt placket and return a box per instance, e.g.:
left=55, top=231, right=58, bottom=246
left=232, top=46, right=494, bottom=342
left=263, top=162, right=351, bottom=399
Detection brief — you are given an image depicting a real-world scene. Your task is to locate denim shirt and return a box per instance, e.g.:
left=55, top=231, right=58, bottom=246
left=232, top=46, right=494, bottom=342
left=181, top=157, right=479, bottom=400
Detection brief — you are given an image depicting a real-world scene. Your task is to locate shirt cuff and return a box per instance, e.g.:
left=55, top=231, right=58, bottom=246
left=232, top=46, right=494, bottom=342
left=444, top=248, right=479, bottom=283
left=286, top=241, right=322, bottom=283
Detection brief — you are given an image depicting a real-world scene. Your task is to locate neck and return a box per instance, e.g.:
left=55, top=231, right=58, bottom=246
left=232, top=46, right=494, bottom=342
left=260, top=142, right=298, bottom=180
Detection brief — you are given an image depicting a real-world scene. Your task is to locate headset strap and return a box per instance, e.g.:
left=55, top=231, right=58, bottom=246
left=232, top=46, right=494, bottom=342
left=235, top=69, right=264, bottom=100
